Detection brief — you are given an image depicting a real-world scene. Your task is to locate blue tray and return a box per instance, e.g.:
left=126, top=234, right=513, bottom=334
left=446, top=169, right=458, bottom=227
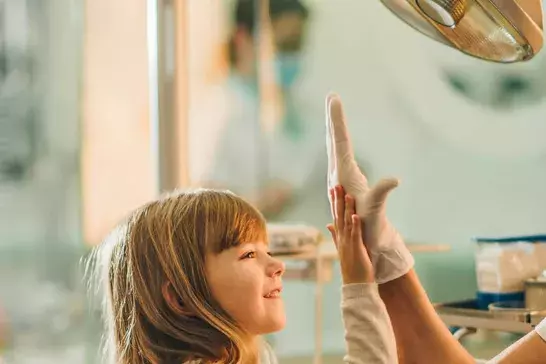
left=474, top=235, right=546, bottom=244
left=477, top=291, right=525, bottom=310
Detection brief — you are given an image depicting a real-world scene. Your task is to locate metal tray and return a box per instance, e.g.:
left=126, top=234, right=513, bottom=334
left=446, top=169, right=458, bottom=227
left=435, top=299, right=546, bottom=334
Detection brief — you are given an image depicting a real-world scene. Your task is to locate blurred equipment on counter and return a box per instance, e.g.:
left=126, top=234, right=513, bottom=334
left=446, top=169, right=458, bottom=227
left=525, top=274, right=546, bottom=311
left=487, top=300, right=540, bottom=321
left=474, top=235, right=546, bottom=309
left=267, top=223, right=323, bottom=254
left=380, top=0, right=543, bottom=63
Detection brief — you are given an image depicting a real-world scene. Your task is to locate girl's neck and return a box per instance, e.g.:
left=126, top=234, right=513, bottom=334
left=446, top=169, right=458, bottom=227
left=246, top=335, right=263, bottom=364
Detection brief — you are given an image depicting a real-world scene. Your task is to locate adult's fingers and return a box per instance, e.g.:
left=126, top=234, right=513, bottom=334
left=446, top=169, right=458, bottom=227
left=326, top=100, right=338, bottom=190
left=328, top=188, right=335, bottom=219
left=327, top=94, right=355, bottom=164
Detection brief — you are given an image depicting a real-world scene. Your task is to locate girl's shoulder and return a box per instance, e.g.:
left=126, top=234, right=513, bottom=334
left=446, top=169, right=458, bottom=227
left=182, top=341, right=278, bottom=364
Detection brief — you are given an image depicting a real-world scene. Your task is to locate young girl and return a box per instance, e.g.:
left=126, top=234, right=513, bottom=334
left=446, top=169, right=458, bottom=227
left=91, top=188, right=397, bottom=363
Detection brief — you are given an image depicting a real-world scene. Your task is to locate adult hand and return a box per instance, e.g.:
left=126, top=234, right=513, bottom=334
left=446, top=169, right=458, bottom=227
left=325, top=93, right=414, bottom=284
left=327, top=185, right=374, bottom=284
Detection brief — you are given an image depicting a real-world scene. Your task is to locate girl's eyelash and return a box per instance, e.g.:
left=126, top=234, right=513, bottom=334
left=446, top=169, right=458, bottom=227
left=240, top=250, right=273, bottom=259
left=241, top=251, right=256, bottom=259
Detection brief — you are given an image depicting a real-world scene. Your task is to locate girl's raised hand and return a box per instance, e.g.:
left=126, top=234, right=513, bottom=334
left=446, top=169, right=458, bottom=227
left=327, top=185, right=374, bottom=285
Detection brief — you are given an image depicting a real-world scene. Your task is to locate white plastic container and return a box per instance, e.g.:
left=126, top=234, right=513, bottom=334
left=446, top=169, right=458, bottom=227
left=474, top=235, right=546, bottom=309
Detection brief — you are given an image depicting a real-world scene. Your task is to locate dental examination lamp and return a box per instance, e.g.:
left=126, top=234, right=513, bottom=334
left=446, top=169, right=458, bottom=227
left=381, top=0, right=543, bottom=63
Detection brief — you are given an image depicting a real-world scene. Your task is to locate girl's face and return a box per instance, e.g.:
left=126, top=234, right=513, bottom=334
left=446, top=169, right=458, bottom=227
left=205, top=241, right=286, bottom=335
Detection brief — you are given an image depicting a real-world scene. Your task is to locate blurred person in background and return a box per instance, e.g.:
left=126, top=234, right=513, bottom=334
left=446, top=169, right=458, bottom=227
left=204, top=0, right=325, bottom=222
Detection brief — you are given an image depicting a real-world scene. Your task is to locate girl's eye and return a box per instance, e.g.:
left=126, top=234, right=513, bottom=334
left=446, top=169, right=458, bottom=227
left=241, top=251, right=256, bottom=259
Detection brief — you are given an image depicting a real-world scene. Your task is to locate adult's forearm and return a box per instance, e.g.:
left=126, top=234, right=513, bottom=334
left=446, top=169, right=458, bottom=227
left=378, top=270, right=475, bottom=364
left=489, top=320, right=546, bottom=364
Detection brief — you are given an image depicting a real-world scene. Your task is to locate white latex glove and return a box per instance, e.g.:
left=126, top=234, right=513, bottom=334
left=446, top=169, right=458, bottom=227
left=325, top=94, right=414, bottom=284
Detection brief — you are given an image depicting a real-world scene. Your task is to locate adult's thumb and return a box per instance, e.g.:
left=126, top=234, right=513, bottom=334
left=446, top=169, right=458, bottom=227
left=369, top=178, right=399, bottom=205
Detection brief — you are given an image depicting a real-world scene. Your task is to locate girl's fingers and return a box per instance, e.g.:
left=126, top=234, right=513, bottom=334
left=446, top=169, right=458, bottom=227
left=335, top=185, right=345, bottom=231
left=351, top=214, right=363, bottom=246
left=326, top=223, right=338, bottom=249
left=344, top=194, right=354, bottom=230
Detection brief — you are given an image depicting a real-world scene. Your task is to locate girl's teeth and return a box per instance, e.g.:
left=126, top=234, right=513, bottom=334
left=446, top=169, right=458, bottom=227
left=266, top=290, right=280, bottom=298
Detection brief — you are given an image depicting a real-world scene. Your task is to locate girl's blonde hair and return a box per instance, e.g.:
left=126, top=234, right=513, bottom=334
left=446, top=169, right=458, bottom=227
left=87, top=189, right=267, bottom=364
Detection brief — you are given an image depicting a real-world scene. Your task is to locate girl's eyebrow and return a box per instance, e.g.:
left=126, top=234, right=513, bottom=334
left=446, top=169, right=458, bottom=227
left=239, top=241, right=266, bottom=245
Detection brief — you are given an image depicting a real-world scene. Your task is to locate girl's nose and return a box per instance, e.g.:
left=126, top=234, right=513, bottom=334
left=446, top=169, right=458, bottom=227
left=267, top=256, right=285, bottom=278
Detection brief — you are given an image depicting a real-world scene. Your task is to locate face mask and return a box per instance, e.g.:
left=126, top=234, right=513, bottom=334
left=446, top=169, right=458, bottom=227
left=274, top=53, right=302, bottom=89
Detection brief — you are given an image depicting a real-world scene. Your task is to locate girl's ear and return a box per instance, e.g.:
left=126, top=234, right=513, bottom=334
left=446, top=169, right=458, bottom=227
left=162, top=282, right=195, bottom=317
